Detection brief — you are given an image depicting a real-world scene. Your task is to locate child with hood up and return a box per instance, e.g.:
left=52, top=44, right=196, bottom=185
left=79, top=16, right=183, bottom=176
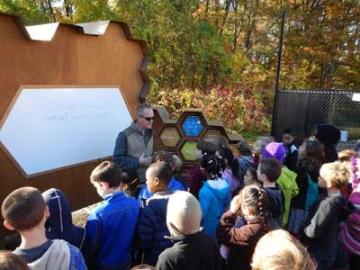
left=42, top=188, right=86, bottom=249
left=156, top=191, right=222, bottom=270
left=315, top=123, right=340, bottom=162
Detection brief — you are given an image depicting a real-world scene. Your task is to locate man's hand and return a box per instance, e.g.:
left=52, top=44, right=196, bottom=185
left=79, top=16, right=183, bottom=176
left=139, top=153, right=152, bottom=166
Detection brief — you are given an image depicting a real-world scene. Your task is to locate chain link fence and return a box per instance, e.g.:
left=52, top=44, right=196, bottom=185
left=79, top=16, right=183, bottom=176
left=271, top=89, right=360, bottom=143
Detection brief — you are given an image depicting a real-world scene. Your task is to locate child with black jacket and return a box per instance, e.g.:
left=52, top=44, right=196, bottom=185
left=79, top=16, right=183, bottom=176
left=303, top=161, right=354, bottom=270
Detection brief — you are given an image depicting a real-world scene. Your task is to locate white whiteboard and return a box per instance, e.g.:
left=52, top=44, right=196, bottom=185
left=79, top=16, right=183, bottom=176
left=0, top=87, right=132, bottom=176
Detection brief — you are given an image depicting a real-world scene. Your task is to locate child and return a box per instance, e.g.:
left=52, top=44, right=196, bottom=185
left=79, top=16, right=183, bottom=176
left=314, top=123, right=340, bottom=162
left=156, top=191, right=222, bottom=270
left=257, top=158, right=284, bottom=227
left=198, top=154, right=230, bottom=236
left=304, top=161, right=354, bottom=270
left=121, top=170, right=140, bottom=198
left=187, top=141, right=216, bottom=197
left=261, top=142, right=298, bottom=226
left=288, top=137, right=325, bottom=235
left=216, top=185, right=274, bottom=270
left=138, top=151, right=187, bottom=202
left=0, top=251, right=29, bottom=270
left=340, top=156, right=360, bottom=268
left=236, top=139, right=253, bottom=185
left=244, top=167, right=261, bottom=187
left=1, top=187, right=86, bottom=270
left=282, top=128, right=299, bottom=172
left=83, top=161, right=140, bottom=269
left=42, top=188, right=86, bottom=249
left=137, top=161, right=174, bottom=265
left=217, top=147, right=241, bottom=195
left=252, top=229, right=316, bottom=270
left=252, top=136, right=274, bottom=168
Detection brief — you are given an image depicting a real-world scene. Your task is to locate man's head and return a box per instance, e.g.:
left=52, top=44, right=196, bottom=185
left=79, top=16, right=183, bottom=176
left=257, top=158, right=282, bottom=183
left=90, top=161, right=122, bottom=197
left=282, top=128, right=295, bottom=146
left=145, top=161, right=173, bottom=193
left=136, top=103, right=154, bottom=130
left=1, top=187, right=48, bottom=232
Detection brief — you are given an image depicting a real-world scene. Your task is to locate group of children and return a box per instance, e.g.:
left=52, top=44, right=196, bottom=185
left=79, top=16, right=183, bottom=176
left=1, top=124, right=360, bottom=270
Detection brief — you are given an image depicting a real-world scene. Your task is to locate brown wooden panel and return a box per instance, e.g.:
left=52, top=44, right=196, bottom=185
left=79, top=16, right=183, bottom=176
left=0, top=14, right=150, bottom=237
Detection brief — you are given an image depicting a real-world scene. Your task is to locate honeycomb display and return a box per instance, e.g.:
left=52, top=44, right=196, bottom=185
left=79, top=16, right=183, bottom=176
left=152, top=107, right=241, bottom=164
left=180, top=141, right=198, bottom=161
left=181, top=116, right=204, bottom=137
left=160, top=127, right=181, bottom=147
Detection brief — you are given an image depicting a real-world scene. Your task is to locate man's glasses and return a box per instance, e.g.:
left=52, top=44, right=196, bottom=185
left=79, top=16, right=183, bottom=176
left=141, top=116, right=154, bottom=121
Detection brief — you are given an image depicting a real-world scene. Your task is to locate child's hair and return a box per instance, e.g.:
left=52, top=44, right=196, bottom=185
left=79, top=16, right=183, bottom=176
left=338, top=149, right=357, bottom=162
left=283, top=128, right=295, bottom=136
left=196, top=141, right=216, bottom=155
left=251, top=229, right=316, bottom=270
left=153, top=150, right=175, bottom=166
left=239, top=186, right=271, bottom=231
left=1, top=187, right=46, bottom=231
left=201, top=154, right=222, bottom=180
left=0, top=251, right=30, bottom=270
left=131, top=264, right=156, bottom=270
left=253, top=136, right=274, bottom=154
left=147, top=161, right=173, bottom=185
left=121, top=170, right=139, bottom=191
left=247, top=167, right=257, bottom=180
left=319, top=161, right=350, bottom=189
left=299, top=137, right=325, bottom=171
left=236, top=139, right=252, bottom=156
left=172, top=154, right=183, bottom=173
left=258, top=158, right=282, bottom=182
left=206, top=135, right=229, bottom=151
left=245, top=167, right=261, bottom=186
left=218, top=147, right=240, bottom=179
left=90, top=161, right=122, bottom=188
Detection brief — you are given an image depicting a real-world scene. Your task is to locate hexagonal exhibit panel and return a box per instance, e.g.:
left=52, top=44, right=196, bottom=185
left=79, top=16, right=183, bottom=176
left=180, top=141, right=198, bottom=161
left=204, top=129, right=223, bottom=141
left=181, top=115, right=204, bottom=137
left=160, top=127, right=181, bottom=147
left=0, top=87, right=132, bottom=176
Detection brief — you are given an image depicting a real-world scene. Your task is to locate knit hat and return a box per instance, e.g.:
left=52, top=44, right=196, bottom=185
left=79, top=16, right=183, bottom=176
left=261, top=142, right=286, bottom=164
left=166, top=191, right=202, bottom=236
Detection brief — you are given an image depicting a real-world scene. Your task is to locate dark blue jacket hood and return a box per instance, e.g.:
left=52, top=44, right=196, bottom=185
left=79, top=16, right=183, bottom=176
left=42, top=188, right=85, bottom=249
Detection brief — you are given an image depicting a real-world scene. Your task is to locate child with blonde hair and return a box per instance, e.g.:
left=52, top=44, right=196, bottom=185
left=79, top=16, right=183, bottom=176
left=304, top=161, right=354, bottom=270
left=251, top=229, right=316, bottom=270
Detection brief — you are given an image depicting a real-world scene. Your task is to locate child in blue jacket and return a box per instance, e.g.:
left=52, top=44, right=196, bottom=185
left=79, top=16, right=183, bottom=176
left=83, top=161, right=140, bottom=270
left=199, top=154, right=230, bottom=236
left=137, top=161, right=174, bottom=265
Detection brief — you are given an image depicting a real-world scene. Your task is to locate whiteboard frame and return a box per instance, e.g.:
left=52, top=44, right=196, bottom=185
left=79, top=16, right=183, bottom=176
left=0, top=85, right=133, bottom=178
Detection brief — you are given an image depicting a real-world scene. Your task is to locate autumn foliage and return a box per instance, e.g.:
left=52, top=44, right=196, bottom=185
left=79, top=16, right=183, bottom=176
left=2, top=0, right=359, bottom=135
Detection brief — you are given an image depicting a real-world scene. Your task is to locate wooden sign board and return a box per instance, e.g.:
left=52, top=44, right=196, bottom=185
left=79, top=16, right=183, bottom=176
left=0, top=13, right=150, bottom=236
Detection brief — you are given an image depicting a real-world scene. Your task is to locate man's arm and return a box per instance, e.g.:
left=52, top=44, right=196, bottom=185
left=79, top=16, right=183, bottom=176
left=113, top=132, right=140, bottom=170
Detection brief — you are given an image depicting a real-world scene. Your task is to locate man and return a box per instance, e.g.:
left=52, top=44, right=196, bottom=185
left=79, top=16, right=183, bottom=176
left=113, top=103, right=154, bottom=182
